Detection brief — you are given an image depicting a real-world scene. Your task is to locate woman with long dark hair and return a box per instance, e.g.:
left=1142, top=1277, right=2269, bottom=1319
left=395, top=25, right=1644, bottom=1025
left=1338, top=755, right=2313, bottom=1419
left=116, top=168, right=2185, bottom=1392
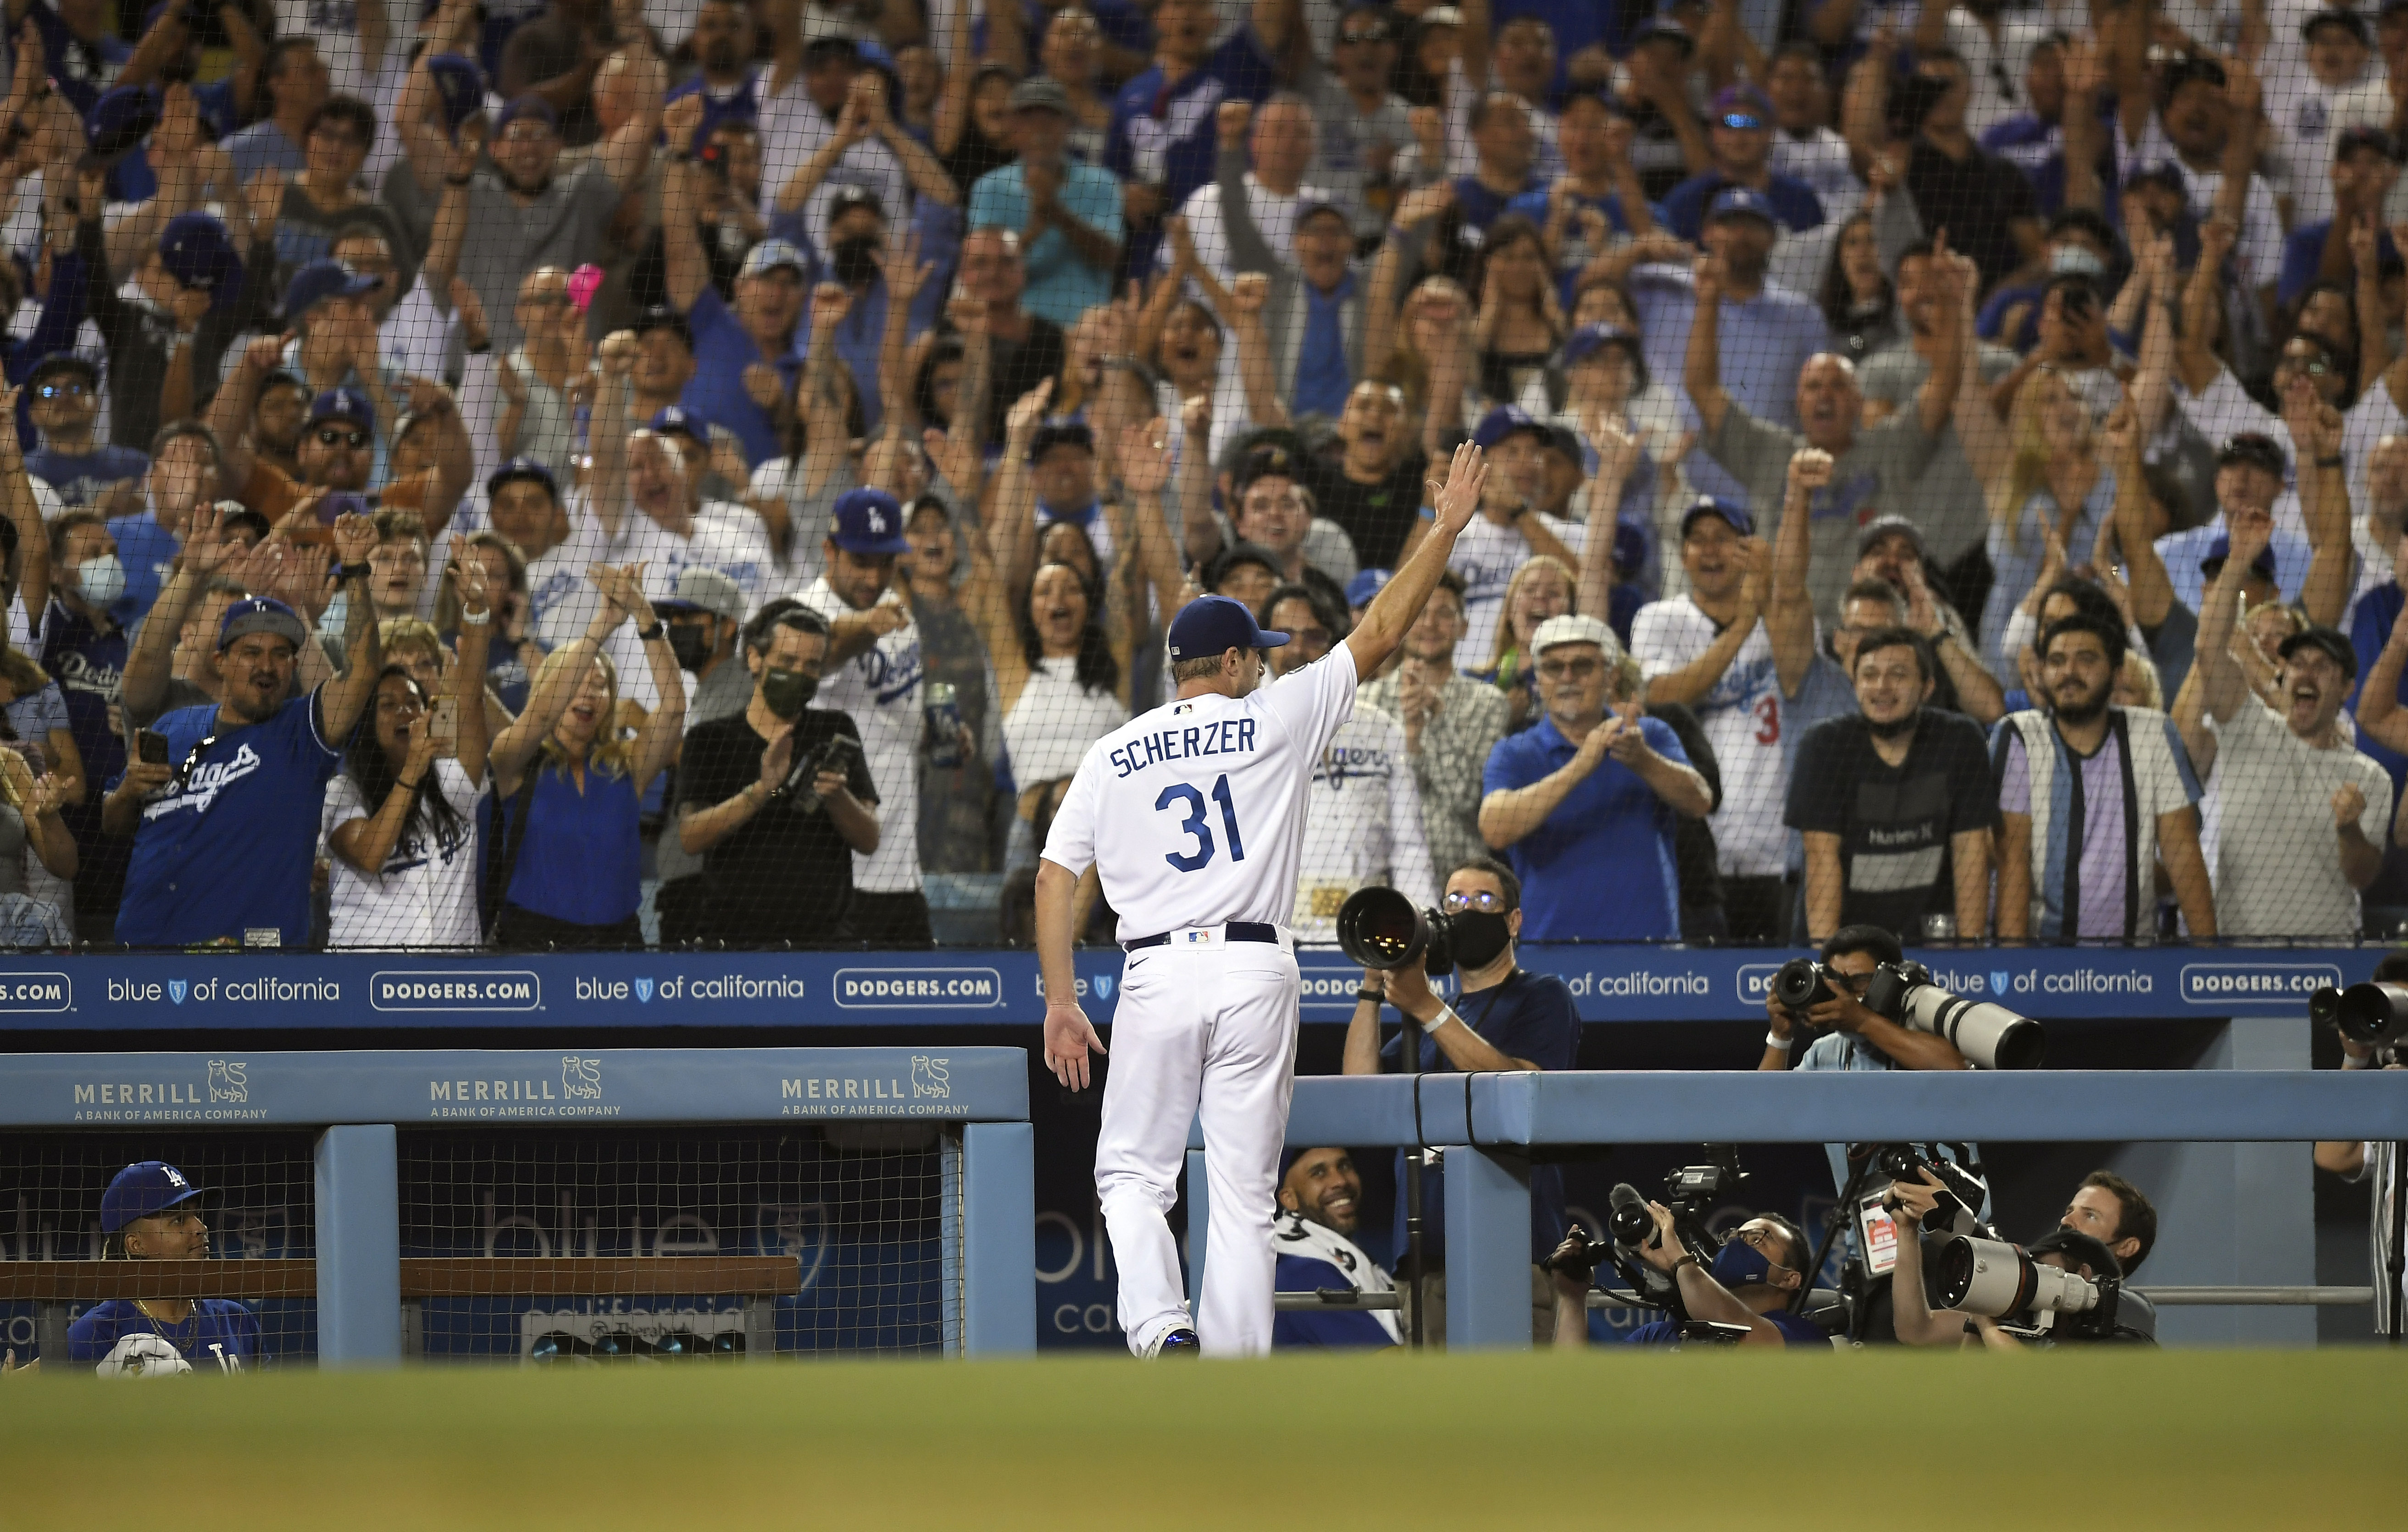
left=323, top=557, right=494, bottom=949
left=1818, top=211, right=1903, bottom=364
left=1470, top=215, right=1567, bottom=408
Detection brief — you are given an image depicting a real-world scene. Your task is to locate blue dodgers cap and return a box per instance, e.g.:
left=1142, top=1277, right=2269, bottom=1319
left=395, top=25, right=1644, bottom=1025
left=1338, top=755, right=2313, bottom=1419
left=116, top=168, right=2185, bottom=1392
left=158, top=210, right=243, bottom=310
left=1471, top=404, right=1549, bottom=450
left=739, top=237, right=810, bottom=281
left=101, top=1161, right=205, bottom=1233
left=424, top=54, right=487, bottom=131
left=1680, top=495, right=1756, bottom=538
left=488, top=455, right=559, bottom=502
left=217, top=595, right=310, bottom=652
left=831, top=487, right=911, bottom=555
left=2200, top=532, right=2277, bottom=580
left=282, top=257, right=382, bottom=325
left=86, top=85, right=161, bottom=163
left=1707, top=186, right=1779, bottom=226
left=1345, top=567, right=1391, bottom=608
left=308, top=387, right=375, bottom=432
left=1026, top=417, right=1095, bottom=464
left=1166, top=594, right=1289, bottom=660
left=493, top=93, right=558, bottom=135
left=648, top=405, right=708, bottom=444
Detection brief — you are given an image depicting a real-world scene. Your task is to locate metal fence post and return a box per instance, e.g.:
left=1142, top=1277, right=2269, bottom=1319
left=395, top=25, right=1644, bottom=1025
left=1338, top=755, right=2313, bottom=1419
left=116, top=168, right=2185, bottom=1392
left=962, top=1122, right=1035, bottom=1355
left=1444, top=1147, right=1531, bottom=1349
left=313, top=1124, right=400, bottom=1368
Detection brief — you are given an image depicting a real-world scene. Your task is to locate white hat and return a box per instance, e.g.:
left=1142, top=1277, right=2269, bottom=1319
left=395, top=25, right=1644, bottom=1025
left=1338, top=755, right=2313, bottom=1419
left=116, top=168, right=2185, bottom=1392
left=1531, top=613, right=1617, bottom=657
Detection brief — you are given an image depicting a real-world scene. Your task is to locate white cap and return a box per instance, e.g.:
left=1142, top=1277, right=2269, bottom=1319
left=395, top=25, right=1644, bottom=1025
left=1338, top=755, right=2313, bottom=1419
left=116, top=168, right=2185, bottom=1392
left=1531, top=613, right=1617, bottom=657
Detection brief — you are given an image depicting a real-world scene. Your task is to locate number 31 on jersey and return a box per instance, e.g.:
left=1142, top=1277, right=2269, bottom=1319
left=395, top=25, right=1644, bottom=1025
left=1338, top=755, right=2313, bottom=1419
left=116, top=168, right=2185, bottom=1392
left=1157, top=775, right=1246, bottom=871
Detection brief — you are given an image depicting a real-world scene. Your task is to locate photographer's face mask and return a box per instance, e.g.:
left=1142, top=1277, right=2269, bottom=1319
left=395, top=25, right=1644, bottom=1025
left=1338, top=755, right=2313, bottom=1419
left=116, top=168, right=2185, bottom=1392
left=1449, top=910, right=1513, bottom=970
left=1711, top=1230, right=1786, bottom=1290
left=760, top=666, right=818, bottom=719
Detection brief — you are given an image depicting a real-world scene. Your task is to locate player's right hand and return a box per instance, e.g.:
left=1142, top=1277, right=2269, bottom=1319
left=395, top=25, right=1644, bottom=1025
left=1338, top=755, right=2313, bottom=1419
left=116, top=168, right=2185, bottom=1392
left=1043, top=998, right=1106, bottom=1091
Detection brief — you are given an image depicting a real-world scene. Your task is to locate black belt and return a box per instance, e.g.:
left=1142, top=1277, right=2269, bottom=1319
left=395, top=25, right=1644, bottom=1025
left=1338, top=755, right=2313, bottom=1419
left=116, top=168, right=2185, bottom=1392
left=1123, top=921, right=1279, bottom=952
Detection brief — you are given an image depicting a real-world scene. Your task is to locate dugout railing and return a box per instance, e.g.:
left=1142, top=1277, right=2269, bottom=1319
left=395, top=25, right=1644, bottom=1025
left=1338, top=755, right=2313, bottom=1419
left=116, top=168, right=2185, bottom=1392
left=0, top=1048, right=1036, bottom=1366
left=1195, top=1063, right=2408, bottom=1349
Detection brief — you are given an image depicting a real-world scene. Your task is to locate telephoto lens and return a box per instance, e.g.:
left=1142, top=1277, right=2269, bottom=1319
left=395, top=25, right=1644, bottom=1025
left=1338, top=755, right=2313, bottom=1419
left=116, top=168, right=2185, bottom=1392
left=1335, top=886, right=1454, bottom=974
left=1771, top=957, right=1834, bottom=1010
left=1935, top=1234, right=2106, bottom=1319
left=2333, top=982, right=2408, bottom=1051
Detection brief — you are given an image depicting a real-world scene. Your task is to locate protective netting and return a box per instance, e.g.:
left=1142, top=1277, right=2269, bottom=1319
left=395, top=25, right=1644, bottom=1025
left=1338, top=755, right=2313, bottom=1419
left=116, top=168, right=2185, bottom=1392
left=0, top=1128, right=316, bottom=1369
left=399, top=1124, right=953, bottom=1360
left=0, top=4, right=2397, bottom=951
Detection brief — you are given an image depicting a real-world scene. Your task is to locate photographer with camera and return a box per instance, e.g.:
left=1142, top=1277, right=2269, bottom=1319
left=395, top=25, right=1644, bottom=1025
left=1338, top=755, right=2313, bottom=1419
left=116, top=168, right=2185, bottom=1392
left=2314, top=951, right=2408, bottom=1339
left=1886, top=1167, right=2159, bottom=1348
left=676, top=606, right=880, bottom=943
left=1544, top=1207, right=1823, bottom=1349
left=1759, top=924, right=1969, bottom=1078
left=1342, top=857, right=1581, bottom=1338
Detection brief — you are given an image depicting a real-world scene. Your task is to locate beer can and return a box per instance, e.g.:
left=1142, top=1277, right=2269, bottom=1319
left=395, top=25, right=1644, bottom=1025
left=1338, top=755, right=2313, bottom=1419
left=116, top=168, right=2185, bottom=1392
left=925, top=681, right=965, bottom=768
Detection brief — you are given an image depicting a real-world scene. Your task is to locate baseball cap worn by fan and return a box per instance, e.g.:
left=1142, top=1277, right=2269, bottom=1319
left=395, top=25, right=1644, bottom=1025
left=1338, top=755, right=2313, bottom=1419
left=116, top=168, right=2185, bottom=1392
left=493, top=94, right=558, bottom=136
left=1471, top=405, right=1549, bottom=451
left=740, top=238, right=811, bottom=281
left=283, top=257, right=381, bottom=326
left=2215, top=431, right=2288, bottom=478
left=488, top=455, right=558, bottom=503
left=1681, top=495, right=1756, bottom=538
left=86, top=86, right=160, bottom=164
left=218, top=595, right=310, bottom=653
left=832, top=487, right=912, bottom=555
left=1026, top=419, right=1096, bottom=464
left=27, top=353, right=97, bottom=392
left=655, top=566, right=747, bottom=625
left=1707, top=186, right=1779, bottom=227
left=649, top=405, right=709, bottom=445
left=1010, top=77, right=1071, bottom=115
left=2198, top=532, right=2278, bottom=581
left=1531, top=613, right=1617, bottom=657
left=2280, top=625, right=2358, bottom=681
left=309, top=388, right=375, bottom=433
left=423, top=54, right=486, bottom=131
left=1167, top=594, right=1290, bottom=660
left=101, top=1161, right=205, bottom=1234
left=159, top=211, right=244, bottom=310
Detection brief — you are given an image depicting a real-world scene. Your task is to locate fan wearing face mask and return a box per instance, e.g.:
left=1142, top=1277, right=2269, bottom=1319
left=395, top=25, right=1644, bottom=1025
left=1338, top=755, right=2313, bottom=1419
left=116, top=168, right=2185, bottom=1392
left=1342, top=856, right=1582, bottom=1338
left=676, top=604, right=882, bottom=944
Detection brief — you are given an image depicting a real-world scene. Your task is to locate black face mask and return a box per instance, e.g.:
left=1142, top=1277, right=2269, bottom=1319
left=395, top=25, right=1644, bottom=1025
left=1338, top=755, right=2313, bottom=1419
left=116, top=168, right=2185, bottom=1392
left=668, top=622, right=715, bottom=673
left=760, top=666, right=818, bottom=719
left=831, top=234, right=881, bottom=289
left=1449, top=909, right=1513, bottom=971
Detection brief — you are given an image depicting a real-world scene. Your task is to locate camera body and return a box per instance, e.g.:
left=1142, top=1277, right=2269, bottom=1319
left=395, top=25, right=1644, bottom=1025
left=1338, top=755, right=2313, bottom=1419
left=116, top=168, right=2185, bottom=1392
left=1772, top=957, right=2045, bottom=1069
left=1336, top=885, right=1456, bottom=976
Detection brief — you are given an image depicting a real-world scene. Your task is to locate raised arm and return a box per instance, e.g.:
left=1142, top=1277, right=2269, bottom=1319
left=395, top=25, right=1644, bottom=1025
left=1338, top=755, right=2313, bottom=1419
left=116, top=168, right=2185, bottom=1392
left=448, top=549, right=495, bottom=788
left=2193, top=502, right=2272, bottom=725
left=2286, top=387, right=2356, bottom=628
left=2175, top=217, right=2238, bottom=397
left=1224, top=272, right=1286, bottom=431
left=489, top=571, right=624, bottom=794
left=123, top=503, right=239, bottom=723
left=1915, top=232, right=1966, bottom=438
left=932, top=0, right=976, bottom=157
left=1345, top=443, right=1489, bottom=677
left=0, top=386, right=45, bottom=622
left=608, top=564, right=684, bottom=791
left=587, top=335, right=637, bottom=541
left=316, top=514, right=387, bottom=743
left=422, top=126, right=482, bottom=299
left=2360, top=614, right=2408, bottom=758
left=1683, top=253, right=1731, bottom=437
left=1574, top=418, right=1641, bottom=621
left=2101, top=398, right=2176, bottom=631
left=1767, top=449, right=1821, bottom=697
left=1945, top=248, right=2013, bottom=488
left=658, top=94, right=712, bottom=313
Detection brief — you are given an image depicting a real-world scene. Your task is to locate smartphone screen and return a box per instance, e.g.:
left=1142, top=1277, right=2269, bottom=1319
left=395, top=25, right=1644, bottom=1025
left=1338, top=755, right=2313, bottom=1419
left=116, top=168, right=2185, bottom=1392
left=427, top=696, right=460, bottom=758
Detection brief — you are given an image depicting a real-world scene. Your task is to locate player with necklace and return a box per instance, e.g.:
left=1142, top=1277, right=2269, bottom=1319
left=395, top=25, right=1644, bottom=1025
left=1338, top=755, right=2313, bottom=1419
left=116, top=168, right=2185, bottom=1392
left=67, top=1161, right=260, bottom=1376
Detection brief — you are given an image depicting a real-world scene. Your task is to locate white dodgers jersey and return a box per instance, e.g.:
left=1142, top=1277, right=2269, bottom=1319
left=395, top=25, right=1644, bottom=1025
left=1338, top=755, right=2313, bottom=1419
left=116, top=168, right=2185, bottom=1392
left=1043, top=646, right=1361, bottom=942
left=1290, top=705, right=1437, bottom=940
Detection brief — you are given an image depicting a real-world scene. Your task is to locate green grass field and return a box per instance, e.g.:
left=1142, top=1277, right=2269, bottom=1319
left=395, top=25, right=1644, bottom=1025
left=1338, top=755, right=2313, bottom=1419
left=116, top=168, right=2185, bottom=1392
left=5, top=1349, right=2403, bottom=1528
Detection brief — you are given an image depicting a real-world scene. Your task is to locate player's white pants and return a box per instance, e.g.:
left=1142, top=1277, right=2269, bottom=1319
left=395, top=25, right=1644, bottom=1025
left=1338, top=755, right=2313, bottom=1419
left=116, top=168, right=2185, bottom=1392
left=1095, top=932, right=1300, bottom=1358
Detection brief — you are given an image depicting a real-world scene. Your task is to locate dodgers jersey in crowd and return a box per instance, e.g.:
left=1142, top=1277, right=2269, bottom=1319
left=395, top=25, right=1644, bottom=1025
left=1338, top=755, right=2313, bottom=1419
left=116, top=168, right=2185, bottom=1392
left=799, top=579, right=926, bottom=895
left=1289, top=706, right=1437, bottom=940
left=1044, top=645, right=1362, bottom=936
left=70, top=1299, right=259, bottom=1372
left=1631, top=597, right=1807, bottom=879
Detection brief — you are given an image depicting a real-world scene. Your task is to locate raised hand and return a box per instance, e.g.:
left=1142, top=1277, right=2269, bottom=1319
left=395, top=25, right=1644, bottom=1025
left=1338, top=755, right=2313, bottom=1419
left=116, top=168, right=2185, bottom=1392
left=1692, top=251, right=1725, bottom=306
left=1227, top=271, right=1269, bottom=321
left=662, top=92, right=705, bottom=154
left=809, top=281, right=852, bottom=332
left=2226, top=500, right=2275, bottom=567
left=183, top=500, right=238, bottom=574
left=2335, top=781, right=2368, bottom=829
left=1787, top=446, right=1834, bottom=498
left=1005, top=377, right=1055, bottom=445
left=757, top=723, right=797, bottom=790
left=1216, top=97, right=1251, bottom=149
left=1118, top=419, right=1174, bottom=495
left=244, top=166, right=285, bottom=234
left=743, top=362, right=785, bottom=411
left=330, top=511, right=377, bottom=567
left=449, top=551, right=491, bottom=620
left=1735, top=537, right=1771, bottom=613
left=1426, top=441, right=1489, bottom=536
left=401, top=713, right=438, bottom=782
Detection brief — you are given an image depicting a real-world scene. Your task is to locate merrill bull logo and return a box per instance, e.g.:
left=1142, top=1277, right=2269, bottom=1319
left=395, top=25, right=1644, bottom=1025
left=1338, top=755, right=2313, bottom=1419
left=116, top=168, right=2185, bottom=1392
left=910, top=1056, right=950, bottom=1099
left=207, top=1060, right=247, bottom=1103
left=561, top=1056, right=603, bottom=1100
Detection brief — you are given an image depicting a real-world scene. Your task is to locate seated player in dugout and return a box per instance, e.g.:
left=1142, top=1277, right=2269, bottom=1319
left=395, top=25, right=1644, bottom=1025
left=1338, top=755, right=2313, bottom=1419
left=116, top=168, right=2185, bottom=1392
left=1271, top=1147, right=1400, bottom=1350
left=68, top=1161, right=259, bottom=1376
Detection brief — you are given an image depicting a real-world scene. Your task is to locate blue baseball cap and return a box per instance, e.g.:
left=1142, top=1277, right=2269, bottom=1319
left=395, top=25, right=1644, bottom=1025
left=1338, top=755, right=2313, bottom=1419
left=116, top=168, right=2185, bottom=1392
left=1680, top=495, right=1756, bottom=538
left=282, top=257, right=382, bottom=325
left=740, top=238, right=810, bottom=281
left=86, top=85, right=161, bottom=163
left=308, top=387, right=374, bottom=433
left=1632, top=16, right=1697, bottom=54
left=159, top=211, right=243, bottom=310
left=2200, top=532, right=2278, bottom=581
left=1166, top=594, right=1288, bottom=661
left=648, top=405, right=708, bottom=445
left=831, top=487, right=911, bottom=555
left=425, top=54, right=487, bottom=132
left=1345, top=568, right=1391, bottom=608
left=1707, top=186, right=1779, bottom=227
left=1026, top=418, right=1095, bottom=464
left=101, top=1161, right=205, bottom=1234
left=217, top=594, right=310, bottom=652
left=493, top=93, right=558, bottom=135
left=488, top=455, right=559, bottom=502
left=1471, top=405, right=1549, bottom=451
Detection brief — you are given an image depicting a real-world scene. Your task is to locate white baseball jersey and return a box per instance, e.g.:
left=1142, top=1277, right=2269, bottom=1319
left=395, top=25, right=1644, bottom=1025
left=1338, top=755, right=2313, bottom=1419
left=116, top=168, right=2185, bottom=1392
left=1289, top=704, right=1438, bottom=940
left=1449, top=511, right=1587, bottom=668
left=1044, top=645, right=1361, bottom=940
left=798, top=576, right=924, bottom=894
left=1631, top=596, right=1801, bottom=879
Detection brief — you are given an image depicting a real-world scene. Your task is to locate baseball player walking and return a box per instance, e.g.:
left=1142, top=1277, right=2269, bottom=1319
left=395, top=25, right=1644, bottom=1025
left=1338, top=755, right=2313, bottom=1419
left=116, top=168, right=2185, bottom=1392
left=1038, top=443, right=1491, bottom=1358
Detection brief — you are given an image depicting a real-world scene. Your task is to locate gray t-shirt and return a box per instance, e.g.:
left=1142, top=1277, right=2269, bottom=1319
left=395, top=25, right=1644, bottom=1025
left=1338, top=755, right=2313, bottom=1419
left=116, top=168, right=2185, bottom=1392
left=459, top=160, right=624, bottom=352
left=1306, top=73, right=1413, bottom=240
left=1702, top=400, right=1948, bottom=622
left=1855, top=341, right=2019, bottom=567
left=2210, top=695, right=2393, bottom=939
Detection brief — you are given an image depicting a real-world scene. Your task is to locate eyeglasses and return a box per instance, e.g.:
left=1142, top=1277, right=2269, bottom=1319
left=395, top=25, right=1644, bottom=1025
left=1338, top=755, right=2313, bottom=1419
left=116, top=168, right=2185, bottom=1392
left=34, top=380, right=91, bottom=399
left=313, top=426, right=369, bottom=449
left=498, top=123, right=554, bottom=146
left=1339, top=26, right=1388, bottom=44
left=1536, top=656, right=1603, bottom=680
left=2279, top=353, right=2334, bottom=376
left=1441, top=890, right=1507, bottom=913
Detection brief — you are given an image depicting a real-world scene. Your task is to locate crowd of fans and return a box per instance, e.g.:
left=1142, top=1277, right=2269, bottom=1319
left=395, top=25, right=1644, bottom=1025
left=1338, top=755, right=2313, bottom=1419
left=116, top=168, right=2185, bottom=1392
left=3, top=0, right=2408, bottom=947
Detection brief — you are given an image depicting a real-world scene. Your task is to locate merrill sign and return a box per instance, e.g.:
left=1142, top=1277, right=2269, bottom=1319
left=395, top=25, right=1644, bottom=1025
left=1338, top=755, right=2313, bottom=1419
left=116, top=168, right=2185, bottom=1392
left=779, top=1056, right=954, bottom=1117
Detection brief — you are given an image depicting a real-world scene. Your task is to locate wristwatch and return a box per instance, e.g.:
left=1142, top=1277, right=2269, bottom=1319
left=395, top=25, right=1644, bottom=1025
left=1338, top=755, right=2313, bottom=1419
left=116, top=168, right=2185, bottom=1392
left=338, top=561, right=372, bottom=582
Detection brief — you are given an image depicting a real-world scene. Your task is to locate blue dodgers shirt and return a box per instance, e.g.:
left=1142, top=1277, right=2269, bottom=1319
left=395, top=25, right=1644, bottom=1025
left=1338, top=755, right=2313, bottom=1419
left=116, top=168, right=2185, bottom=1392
left=1622, top=1308, right=1826, bottom=1347
left=113, top=692, right=344, bottom=948
left=26, top=444, right=149, bottom=510
left=680, top=286, right=803, bottom=468
left=103, top=509, right=182, bottom=632
left=1380, top=969, right=1582, bottom=1268
left=1482, top=714, right=1688, bottom=940
left=68, top=1298, right=260, bottom=1372
left=1105, top=27, right=1278, bottom=273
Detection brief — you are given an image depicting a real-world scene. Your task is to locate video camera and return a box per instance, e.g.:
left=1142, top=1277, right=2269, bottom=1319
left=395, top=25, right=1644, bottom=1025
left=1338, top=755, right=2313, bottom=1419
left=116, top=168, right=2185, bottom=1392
left=1772, top=957, right=2045, bottom=1070
left=2314, top=982, right=2408, bottom=1058
left=1545, top=1146, right=1748, bottom=1318
left=1336, top=886, right=1457, bottom=976
left=1935, top=1228, right=2147, bottom=1342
